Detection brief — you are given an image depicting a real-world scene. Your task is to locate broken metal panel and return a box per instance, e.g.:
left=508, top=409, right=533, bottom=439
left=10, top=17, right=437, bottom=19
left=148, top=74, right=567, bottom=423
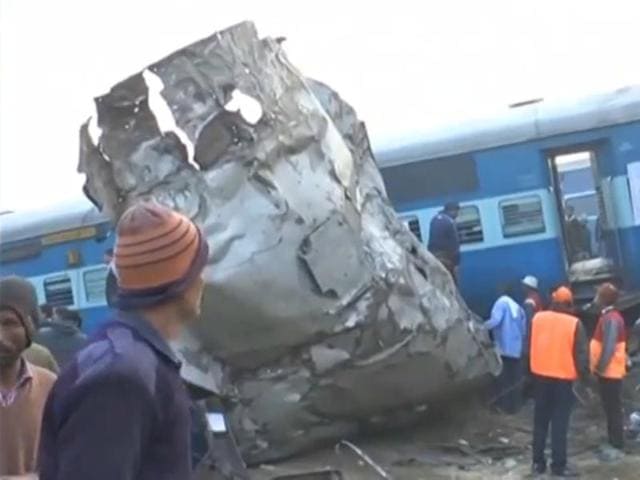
left=78, top=21, right=501, bottom=464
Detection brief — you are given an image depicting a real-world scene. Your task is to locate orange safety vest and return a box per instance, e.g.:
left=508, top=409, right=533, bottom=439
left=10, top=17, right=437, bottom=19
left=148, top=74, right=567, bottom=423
left=530, top=310, right=579, bottom=380
left=590, top=308, right=627, bottom=379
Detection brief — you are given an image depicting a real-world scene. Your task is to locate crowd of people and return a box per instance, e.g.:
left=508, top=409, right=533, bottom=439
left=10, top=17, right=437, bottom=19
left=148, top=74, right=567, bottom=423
left=426, top=201, right=635, bottom=477
left=1, top=202, right=208, bottom=479
left=0, top=200, right=636, bottom=479
left=482, top=276, right=631, bottom=477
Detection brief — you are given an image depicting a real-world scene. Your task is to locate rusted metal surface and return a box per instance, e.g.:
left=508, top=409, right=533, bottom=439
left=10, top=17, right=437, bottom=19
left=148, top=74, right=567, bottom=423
left=78, top=21, right=501, bottom=464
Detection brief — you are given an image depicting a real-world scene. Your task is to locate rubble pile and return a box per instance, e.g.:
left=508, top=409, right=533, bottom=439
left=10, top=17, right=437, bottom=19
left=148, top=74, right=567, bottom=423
left=78, top=21, right=500, bottom=463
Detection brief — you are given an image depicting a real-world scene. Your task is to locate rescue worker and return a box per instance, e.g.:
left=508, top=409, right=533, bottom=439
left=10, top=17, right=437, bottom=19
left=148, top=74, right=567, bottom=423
left=522, top=275, right=543, bottom=323
left=484, top=283, right=526, bottom=414
left=529, top=286, right=589, bottom=477
left=427, top=201, right=461, bottom=284
left=0, top=276, right=57, bottom=477
left=39, top=202, right=210, bottom=480
left=590, top=282, right=626, bottom=453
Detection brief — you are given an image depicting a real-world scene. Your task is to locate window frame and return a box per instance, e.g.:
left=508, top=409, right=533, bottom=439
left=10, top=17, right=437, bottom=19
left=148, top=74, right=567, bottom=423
left=43, top=273, right=75, bottom=307
left=400, top=215, right=423, bottom=242
left=456, top=205, right=484, bottom=245
left=82, top=266, right=109, bottom=305
left=499, top=194, right=546, bottom=238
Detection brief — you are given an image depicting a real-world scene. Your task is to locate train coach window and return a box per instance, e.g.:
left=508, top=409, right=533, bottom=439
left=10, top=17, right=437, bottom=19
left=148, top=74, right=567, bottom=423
left=499, top=195, right=546, bottom=237
left=44, top=274, right=74, bottom=307
left=401, top=216, right=422, bottom=242
left=83, top=267, right=108, bottom=304
left=456, top=205, right=484, bottom=244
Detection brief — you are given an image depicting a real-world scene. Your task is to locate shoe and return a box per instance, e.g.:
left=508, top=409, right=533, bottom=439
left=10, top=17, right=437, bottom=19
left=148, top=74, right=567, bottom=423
left=551, top=466, right=580, bottom=477
left=597, top=444, right=624, bottom=462
left=529, top=463, right=546, bottom=476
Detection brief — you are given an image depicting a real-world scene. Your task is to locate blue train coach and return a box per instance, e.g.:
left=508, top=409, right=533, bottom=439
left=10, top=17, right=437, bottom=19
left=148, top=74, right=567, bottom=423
left=0, top=200, right=113, bottom=334
left=377, top=86, right=640, bottom=317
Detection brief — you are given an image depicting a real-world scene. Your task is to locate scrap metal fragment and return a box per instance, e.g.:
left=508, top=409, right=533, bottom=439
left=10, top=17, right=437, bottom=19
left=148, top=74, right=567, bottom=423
left=78, top=21, right=501, bottom=464
left=336, top=440, right=393, bottom=480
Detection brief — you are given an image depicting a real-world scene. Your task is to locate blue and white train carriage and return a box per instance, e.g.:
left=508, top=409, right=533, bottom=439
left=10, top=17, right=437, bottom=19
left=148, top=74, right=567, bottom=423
left=0, top=200, right=113, bottom=334
left=377, top=86, right=640, bottom=317
left=1, top=86, right=639, bottom=328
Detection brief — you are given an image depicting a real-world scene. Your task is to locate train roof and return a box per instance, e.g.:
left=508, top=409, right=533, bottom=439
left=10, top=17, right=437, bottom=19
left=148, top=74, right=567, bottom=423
left=375, top=85, right=640, bottom=167
left=0, top=197, right=109, bottom=244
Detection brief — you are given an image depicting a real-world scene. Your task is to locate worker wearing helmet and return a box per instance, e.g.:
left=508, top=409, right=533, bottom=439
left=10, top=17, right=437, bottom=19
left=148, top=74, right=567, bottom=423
left=529, top=286, right=589, bottom=477
left=522, top=275, right=543, bottom=322
left=590, top=282, right=626, bottom=453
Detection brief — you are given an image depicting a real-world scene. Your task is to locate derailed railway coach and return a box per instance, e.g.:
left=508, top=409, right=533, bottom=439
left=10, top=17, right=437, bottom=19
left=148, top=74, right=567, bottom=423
left=377, top=85, right=640, bottom=323
left=0, top=200, right=113, bottom=334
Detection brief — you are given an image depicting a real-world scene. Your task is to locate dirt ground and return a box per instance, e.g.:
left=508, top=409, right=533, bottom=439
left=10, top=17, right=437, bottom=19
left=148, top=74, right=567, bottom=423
left=249, top=370, right=640, bottom=480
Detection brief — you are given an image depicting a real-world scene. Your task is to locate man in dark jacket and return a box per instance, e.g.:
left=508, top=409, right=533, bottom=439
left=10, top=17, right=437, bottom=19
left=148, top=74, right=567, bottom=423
left=427, top=201, right=461, bottom=283
left=39, top=202, right=210, bottom=480
left=529, top=286, right=589, bottom=477
left=34, top=307, right=87, bottom=368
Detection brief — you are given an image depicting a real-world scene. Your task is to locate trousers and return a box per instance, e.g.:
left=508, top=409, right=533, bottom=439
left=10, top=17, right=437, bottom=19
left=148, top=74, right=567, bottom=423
left=532, top=376, right=574, bottom=473
left=495, top=356, right=522, bottom=414
left=598, top=377, right=624, bottom=449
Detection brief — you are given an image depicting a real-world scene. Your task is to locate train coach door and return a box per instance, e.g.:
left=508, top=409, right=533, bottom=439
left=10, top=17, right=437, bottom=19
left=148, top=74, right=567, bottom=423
left=548, top=149, right=620, bottom=301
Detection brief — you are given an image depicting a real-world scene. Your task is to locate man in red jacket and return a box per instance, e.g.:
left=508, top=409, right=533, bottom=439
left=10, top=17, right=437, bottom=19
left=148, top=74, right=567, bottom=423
left=590, top=283, right=626, bottom=454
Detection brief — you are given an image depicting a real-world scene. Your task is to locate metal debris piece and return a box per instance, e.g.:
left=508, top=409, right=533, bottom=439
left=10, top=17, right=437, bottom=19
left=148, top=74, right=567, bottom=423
left=270, top=470, right=344, bottom=480
left=78, top=21, right=501, bottom=464
left=337, top=441, right=393, bottom=479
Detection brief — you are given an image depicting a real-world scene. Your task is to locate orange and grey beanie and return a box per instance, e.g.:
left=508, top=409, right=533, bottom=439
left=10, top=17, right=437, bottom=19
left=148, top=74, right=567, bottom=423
left=113, top=202, right=209, bottom=310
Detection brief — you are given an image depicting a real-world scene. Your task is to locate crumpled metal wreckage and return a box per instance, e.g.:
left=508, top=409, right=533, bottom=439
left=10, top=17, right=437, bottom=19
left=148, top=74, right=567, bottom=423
left=78, top=21, right=501, bottom=465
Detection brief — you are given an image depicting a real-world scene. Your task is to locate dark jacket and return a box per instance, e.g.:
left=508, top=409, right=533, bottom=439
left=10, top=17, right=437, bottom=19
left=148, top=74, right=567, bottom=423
left=38, top=313, right=192, bottom=480
left=34, top=321, right=87, bottom=368
left=427, top=212, right=460, bottom=265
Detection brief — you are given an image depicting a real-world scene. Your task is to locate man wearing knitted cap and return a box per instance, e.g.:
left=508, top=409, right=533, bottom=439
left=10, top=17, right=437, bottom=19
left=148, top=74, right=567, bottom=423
left=39, top=202, right=210, bottom=480
left=528, top=286, right=589, bottom=477
left=590, top=283, right=626, bottom=456
left=0, top=276, right=57, bottom=477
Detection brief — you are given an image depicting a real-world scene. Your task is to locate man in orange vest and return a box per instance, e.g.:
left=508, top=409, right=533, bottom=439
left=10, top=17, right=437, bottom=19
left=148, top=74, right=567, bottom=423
left=529, top=286, right=589, bottom=477
left=590, top=283, right=626, bottom=452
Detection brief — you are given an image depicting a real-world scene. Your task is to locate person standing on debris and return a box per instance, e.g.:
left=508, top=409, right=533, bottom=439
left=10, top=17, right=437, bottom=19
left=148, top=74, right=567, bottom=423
left=590, top=283, right=626, bottom=453
left=0, top=276, right=57, bottom=477
left=428, top=201, right=461, bottom=284
left=34, top=307, right=87, bottom=368
left=529, top=286, right=589, bottom=477
left=484, top=284, right=526, bottom=414
left=39, top=202, right=210, bottom=480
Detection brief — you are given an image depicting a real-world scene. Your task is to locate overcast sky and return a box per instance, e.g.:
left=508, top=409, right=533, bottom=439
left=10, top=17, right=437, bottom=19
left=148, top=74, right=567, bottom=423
left=1, top=0, right=639, bottom=211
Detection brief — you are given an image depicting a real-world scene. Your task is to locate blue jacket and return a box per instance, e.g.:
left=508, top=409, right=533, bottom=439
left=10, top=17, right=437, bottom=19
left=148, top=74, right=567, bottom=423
left=484, top=295, right=526, bottom=359
left=39, top=313, right=192, bottom=480
left=427, top=212, right=460, bottom=265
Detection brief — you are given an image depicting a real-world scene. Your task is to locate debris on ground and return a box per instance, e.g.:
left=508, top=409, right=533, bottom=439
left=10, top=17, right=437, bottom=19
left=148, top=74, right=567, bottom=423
left=249, top=366, right=640, bottom=479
